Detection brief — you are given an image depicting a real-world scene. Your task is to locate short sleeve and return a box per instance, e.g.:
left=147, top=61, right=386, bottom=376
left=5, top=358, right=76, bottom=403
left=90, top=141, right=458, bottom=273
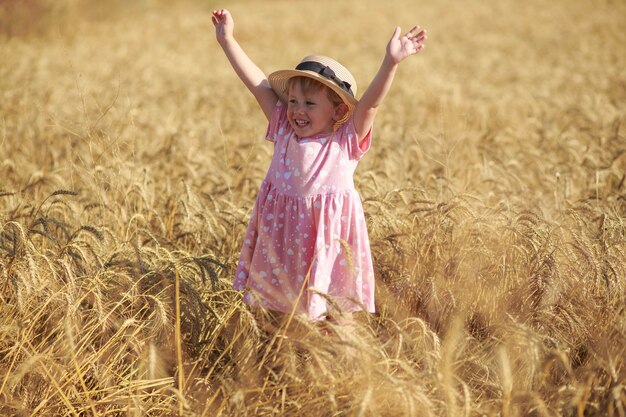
left=265, top=100, right=290, bottom=143
left=342, top=118, right=372, bottom=161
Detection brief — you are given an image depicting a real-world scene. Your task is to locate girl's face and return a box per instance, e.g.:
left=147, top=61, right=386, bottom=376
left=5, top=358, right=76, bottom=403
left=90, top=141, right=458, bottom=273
left=286, top=81, right=344, bottom=137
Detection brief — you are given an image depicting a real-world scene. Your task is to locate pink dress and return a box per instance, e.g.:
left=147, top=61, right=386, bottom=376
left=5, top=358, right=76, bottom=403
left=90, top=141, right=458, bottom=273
left=233, top=101, right=375, bottom=320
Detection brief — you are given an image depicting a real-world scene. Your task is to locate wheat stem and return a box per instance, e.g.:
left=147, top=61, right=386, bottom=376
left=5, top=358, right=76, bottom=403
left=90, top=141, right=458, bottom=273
left=174, top=265, right=185, bottom=416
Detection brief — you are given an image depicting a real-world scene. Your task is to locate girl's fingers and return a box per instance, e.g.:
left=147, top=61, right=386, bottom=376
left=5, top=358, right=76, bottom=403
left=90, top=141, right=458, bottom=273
left=404, top=27, right=426, bottom=47
left=406, top=25, right=421, bottom=37
left=211, top=9, right=228, bottom=19
left=391, top=26, right=402, bottom=41
left=212, top=10, right=228, bottom=25
left=413, top=31, right=426, bottom=40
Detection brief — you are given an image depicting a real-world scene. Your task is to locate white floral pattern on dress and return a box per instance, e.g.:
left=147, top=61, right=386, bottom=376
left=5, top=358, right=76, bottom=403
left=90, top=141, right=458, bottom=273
left=234, top=101, right=375, bottom=320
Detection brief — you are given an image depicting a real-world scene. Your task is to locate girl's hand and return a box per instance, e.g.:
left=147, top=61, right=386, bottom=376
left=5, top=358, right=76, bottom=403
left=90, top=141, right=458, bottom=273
left=386, top=25, right=427, bottom=64
left=212, top=9, right=234, bottom=45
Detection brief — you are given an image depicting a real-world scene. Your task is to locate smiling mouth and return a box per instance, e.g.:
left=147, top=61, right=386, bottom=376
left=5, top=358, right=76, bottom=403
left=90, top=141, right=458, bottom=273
left=294, top=119, right=309, bottom=128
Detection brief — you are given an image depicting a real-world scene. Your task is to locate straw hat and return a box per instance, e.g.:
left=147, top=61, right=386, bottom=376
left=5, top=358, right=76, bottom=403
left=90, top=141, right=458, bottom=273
left=268, top=55, right=358, bottom=117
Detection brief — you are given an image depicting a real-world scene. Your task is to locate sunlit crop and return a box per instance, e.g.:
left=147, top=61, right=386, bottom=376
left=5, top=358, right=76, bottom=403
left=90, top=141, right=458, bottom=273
left=1, top=0, right=625, bottom=415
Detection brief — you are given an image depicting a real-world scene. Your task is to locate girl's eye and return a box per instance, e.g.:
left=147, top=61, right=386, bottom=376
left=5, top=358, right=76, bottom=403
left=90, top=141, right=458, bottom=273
left=306, top=101, right=315, bottom=106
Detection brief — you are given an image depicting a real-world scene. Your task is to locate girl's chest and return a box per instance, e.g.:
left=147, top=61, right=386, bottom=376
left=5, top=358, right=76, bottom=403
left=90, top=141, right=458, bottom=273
left=269, top=135, right=354, bottom=185
left=279, top=135, right=346, bottom=167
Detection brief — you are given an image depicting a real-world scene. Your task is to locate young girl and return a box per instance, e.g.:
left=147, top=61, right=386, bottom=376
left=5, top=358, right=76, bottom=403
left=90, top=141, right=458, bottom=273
left=212, top=9, right=426, bottom=321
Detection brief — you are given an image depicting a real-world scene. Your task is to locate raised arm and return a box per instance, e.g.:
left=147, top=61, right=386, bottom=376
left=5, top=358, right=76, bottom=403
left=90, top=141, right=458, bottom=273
left=212, top=9, right=278, bottom=121
left=353, top=25, right=427, bottom=141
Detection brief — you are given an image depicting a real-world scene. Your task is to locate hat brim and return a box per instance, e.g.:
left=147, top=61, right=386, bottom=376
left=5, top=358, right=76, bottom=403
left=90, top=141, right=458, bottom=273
left=268, top=69, right=358, bottom=117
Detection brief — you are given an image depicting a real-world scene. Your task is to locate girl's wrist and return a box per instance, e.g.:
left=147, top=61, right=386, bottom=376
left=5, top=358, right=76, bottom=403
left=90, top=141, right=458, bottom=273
left=383, top=54, right=400, bottom=69
left=218, top=35, right=235, bottom=48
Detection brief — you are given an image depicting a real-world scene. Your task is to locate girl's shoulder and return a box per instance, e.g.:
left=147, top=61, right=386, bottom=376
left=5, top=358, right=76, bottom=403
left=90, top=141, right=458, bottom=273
left=266, top=100, right=292, bottom=143
left=335, top=117, right=372, bottom=161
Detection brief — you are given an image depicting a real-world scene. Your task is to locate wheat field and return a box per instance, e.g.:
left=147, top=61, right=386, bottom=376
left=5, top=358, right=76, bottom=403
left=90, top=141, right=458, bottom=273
left=1, top=0, right=625, bottom=416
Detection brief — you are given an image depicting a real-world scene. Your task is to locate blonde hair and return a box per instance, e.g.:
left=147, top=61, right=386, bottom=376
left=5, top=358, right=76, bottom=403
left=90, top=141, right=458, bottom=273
left=287, top=76, right=343, bottom=104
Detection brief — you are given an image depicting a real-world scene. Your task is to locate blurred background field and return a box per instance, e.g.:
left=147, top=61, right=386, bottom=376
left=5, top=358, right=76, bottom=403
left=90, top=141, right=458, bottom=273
left=1, top=0, right=625, bottom=415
